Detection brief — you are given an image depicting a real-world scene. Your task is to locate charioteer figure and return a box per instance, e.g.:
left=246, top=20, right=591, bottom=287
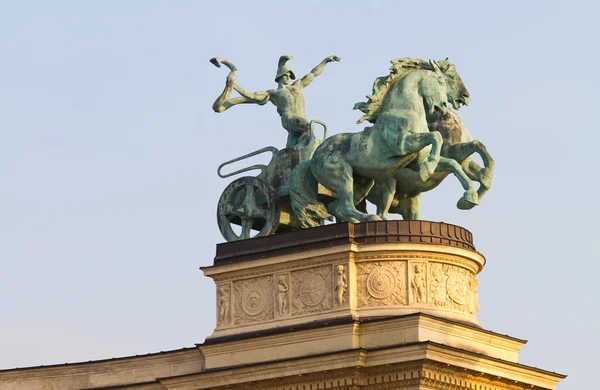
left=210, top=55, right=340, bottom=148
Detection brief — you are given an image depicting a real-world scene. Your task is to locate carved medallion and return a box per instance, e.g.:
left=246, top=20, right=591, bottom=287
left=447, top=268, right=469, bottom=305
left=234, top=276, right=274, bottom=324
left=292, top=266, right=333, bottom=315
left=357, top=261, right=406, bottom=307
left=429, top=263, right=449, bottom=307
left=242, top=285, right=267, bottom=316
left=366, top=267, right=396, bottom=299
left=299, top=275, right=326, bottom=306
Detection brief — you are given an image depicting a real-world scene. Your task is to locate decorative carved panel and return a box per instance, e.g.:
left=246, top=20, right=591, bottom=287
left=233, top=276, right=274, bottom=325
left=292, top=266, right=333, bottom=315
left=216, top=283, right=231, bottom=327
left=357, top=261, right=407, bottom=307
left=428, top=263, right=479, bottom=314
left=334, top=264, right=348, bottom=307
left=274, top=273, right=290, bottom=318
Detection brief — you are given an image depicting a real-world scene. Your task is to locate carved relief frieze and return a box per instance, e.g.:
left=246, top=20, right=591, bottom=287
left=233, top=276, right=274, bottom=325
left=428, top=262, right=479, bottom=314
left=211, top=255, right=350, bottom=283
left=468, top=277, right=480, bottom=315
left=216, top=283, right=232, bottom=327
left=446, top=266, right=470, bottom=305
left=334, top=264, right=348, bottom=307
left=292, top=266, right=333, bottom=315
left=410, top=262, right=427, bottom=304
left=429, top=263, right=448, bottom=306
left=274, top=273, right=290, bottom=318
left=357, top=261, right=407, bottom=307
left=356, top=253, right=481, bottom=274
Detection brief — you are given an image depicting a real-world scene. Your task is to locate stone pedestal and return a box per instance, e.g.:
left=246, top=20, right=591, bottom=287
left=179, top=221, right=565, bottom=390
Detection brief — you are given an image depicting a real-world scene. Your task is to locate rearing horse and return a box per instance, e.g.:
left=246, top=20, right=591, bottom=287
left=289, top=60, right=450, bottom=227
left=361, top=59, right=494, bottom=220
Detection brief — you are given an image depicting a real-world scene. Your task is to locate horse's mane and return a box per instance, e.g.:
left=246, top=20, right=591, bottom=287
left=353, top=58, right=451, bottom=124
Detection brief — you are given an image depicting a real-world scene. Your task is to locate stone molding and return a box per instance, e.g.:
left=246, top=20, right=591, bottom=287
left=200, top=314, right=525, bottom=370
left=163, top=343, right=564, bottom=390
left=0, top=348, right=203, bottom=390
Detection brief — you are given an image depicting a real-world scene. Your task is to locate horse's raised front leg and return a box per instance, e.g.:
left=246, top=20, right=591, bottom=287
left=462, top=160, right=491, bottom=201
left=399, top=131, right=443, bottom=181
left=446, top=140, right=495, bottom=190
left=435, top=157, right=479, bottom=210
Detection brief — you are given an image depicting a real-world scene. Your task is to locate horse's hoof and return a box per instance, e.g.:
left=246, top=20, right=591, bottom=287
left=463, top=190, right=479, bottom=205
left=457, top=196, right=478, bottom=210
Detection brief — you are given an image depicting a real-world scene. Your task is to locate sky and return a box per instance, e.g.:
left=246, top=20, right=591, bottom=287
left=0, top=1, right=598, bottom=388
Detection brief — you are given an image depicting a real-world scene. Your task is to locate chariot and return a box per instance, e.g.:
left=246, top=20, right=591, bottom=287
left=217, top=121, right=332, bottom=241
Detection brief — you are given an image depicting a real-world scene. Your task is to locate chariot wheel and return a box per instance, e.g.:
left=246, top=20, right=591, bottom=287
left=217, top=177, right=280, bottom=241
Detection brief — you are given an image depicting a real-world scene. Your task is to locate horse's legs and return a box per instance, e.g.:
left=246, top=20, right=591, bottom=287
left=374, top=177, right=396, bottom=220
left=399, top=131, right=443, bottom=181
left=353, top=177, right=375, bottom=205
left=435, top=157, right=479, bottom=210
left=446, top=140, right=495, bottom=189
left=390, top=195, right=421, bottom=220
left=462, top=159, right=491, bottom=200
left=313, top=158, right=380, bottom=223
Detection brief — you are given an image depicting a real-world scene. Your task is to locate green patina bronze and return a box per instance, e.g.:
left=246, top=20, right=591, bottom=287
left=356, top=58, right=494, bottom=220
left=210, top=56, right=494, bottom=241
left=210, top=55, right=339, bottom=149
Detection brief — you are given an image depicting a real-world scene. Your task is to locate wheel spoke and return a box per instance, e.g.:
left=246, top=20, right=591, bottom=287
left=240, top=218, right=253, bottom=240
left=244, top=184, right=256, bottom=206
left=253, top=208, right=268, bottom=219
left=222, top=204, right=237, bottom=216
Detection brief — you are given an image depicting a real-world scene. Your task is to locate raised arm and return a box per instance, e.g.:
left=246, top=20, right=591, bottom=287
left=233, top=84, right=269, bottom=103
left=210, top=57, right=270, bottom=112
left=294, top=55, right=341, bottom=89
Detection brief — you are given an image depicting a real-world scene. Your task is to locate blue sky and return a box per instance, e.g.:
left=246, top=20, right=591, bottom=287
left=0, top=1, right=598, bottom=388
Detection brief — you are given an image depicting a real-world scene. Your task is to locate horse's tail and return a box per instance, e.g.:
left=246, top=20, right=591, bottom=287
left=289, top=160, right=330, bottom=228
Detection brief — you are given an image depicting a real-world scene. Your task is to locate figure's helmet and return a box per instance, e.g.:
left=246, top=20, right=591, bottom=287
left=275, top=55, right=296, bottom=82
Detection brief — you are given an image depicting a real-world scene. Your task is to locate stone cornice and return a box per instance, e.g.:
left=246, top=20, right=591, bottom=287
left=159, top=342, right=565, bottom=390
left=160, top=342, right=564, bottom=390
left=0, top=348, right=203, bottom=380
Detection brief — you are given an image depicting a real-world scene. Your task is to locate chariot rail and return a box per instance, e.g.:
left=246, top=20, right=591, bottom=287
left=217, top=147, right=279, bottom=179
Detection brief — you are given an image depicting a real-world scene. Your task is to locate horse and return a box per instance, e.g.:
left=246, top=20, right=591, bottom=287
left=360, top=59, right=494, bottom=220
left=289, top=60, right=453, bottom=227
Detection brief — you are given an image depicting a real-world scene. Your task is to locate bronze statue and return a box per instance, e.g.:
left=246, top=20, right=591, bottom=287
left=210, top=56, right=494, bottom=242
left=210, top=55, right=340, bottom=148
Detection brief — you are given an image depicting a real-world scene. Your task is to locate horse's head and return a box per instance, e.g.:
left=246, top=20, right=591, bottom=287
left=439, top=61, right=470, bottom=110
left=419, top=60, right=450, bottom=116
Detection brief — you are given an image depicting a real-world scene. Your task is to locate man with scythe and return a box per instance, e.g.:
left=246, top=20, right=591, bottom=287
left=210, top=55, right=340, bottom=148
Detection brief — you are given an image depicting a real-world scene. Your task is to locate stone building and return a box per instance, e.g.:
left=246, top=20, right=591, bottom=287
left=0, top=221, right=565, bottom=389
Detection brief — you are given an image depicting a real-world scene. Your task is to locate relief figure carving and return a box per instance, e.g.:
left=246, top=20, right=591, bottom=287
left=276, top=274, right=289, bottom=316
left=217, top=285, right=231, bottom=326
left=411, top=264, right=426, bottom=303
left=335, top=265, right=348, bottom=306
